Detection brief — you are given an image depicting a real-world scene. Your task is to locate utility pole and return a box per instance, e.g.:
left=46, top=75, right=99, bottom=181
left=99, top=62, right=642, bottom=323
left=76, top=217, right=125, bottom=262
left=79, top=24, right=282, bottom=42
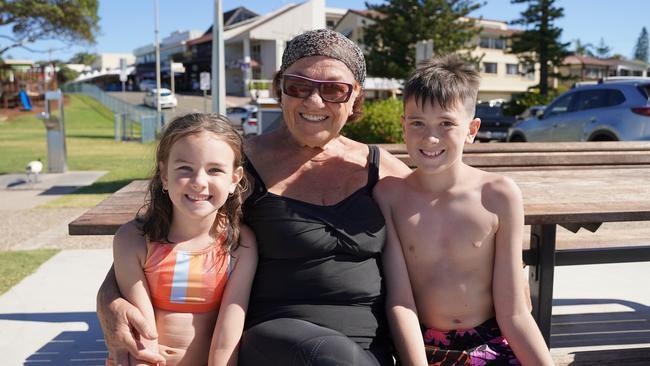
left=154, top=0, right=162, bottom=124
left=170, top=57, right=175, bottom=95
left=211, top=0, right=225, bottom=114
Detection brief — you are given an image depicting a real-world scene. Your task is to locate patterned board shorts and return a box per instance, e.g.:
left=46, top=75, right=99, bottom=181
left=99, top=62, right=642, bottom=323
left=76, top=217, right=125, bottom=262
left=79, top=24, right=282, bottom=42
left=421, top=317, right=521, bottom=366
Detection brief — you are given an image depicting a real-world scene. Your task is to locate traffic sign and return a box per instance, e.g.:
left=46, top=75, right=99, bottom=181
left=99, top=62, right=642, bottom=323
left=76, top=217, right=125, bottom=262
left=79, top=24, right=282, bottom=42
left=200, top=72, right=211, bottom=91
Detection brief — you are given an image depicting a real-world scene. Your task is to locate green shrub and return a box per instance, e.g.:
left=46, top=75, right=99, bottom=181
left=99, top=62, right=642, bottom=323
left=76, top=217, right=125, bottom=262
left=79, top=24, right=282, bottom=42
left=248, top=80, right=271, bottom=90
left=342, top=98, right=403, bottom=143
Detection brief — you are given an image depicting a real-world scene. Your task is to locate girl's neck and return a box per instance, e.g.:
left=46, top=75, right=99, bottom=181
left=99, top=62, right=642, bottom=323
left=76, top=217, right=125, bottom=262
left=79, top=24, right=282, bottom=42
left=168, top=211, right=219, bottom=245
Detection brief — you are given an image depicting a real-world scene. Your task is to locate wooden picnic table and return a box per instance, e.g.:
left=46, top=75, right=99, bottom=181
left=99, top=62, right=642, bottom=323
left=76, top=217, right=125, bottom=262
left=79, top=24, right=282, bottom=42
left=69, top=166, right=650, bottom=347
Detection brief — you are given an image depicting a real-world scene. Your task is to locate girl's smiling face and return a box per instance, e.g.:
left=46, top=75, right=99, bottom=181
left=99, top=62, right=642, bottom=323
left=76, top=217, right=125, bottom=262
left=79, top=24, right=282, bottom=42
left=160, top=132, right=243, bottom=224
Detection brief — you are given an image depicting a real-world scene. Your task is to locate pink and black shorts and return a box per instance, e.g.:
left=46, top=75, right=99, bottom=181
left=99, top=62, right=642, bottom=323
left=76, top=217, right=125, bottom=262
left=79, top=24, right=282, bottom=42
left=421, top=317, right=521, bottom=365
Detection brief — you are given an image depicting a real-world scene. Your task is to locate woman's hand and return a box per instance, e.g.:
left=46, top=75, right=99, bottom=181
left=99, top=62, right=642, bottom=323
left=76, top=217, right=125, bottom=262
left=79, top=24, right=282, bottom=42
left=97, top=266, right=166, bottom=365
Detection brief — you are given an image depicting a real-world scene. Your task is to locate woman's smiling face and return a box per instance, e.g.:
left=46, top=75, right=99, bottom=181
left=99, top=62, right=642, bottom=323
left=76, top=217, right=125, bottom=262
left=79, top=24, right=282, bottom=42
left=281, top=56, right=360, bottom=148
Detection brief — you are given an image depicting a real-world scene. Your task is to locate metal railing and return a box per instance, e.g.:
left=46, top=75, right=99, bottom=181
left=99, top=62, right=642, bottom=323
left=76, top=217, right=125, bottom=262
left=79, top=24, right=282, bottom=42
left=63, top=83, right=160, bottom=142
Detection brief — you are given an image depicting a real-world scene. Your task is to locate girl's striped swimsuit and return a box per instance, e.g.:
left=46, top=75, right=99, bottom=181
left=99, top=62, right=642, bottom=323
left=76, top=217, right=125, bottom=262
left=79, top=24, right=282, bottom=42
left=144, top=234, right=230, bottom=313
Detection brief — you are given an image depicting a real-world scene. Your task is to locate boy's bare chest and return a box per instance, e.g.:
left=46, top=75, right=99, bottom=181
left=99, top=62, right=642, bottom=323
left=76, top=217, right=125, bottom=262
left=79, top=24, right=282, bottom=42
left=394, top=193, right=498, bottom=263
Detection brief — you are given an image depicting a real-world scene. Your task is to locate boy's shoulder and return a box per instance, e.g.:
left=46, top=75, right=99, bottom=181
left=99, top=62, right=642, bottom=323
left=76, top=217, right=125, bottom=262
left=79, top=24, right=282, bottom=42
left=473, top=168, right=523, bottom=212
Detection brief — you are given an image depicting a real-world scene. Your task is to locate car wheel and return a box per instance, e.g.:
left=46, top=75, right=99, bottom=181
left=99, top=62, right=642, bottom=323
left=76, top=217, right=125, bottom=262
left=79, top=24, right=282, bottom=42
left=508, top=134, right=526, bottom=142
left=588, top=133, right=618, bottom=141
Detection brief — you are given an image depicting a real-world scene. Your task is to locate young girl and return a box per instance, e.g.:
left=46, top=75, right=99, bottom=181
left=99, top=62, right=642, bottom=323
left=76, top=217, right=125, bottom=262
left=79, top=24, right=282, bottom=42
left=110, top=113, right=257, bottom=366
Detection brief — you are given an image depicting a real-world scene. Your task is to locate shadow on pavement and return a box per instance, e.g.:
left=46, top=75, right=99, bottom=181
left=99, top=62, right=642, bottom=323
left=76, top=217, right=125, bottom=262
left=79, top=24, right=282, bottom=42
left=551, top=298, right=650, bottom=364
left=0, top=312, right=107, bottom=365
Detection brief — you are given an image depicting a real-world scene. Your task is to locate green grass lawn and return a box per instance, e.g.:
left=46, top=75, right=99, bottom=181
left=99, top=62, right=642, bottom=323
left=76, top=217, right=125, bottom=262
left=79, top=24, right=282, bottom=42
left=0, top=94, right=155, bottom=207
left=0, top=249, right=60, bottom=295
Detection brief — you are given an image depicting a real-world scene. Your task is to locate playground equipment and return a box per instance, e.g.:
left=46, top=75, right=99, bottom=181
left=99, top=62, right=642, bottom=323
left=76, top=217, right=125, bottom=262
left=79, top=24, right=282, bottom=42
left=19, top=90, right=32, bottom=111
left=36, top=90, right=67, bottom=173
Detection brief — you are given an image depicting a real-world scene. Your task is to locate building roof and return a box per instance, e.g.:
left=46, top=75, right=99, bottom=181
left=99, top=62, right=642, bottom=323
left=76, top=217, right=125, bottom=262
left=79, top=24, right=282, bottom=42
left=1, top=60, right=35, bottom=66
left=347, top=9, right=385, bottom=19
left=563, top=55, right=614, bottom=67
left=201, top=6, right=260, bottom=36
left=606, top=57, right=649, bottom=69
left=187, top=3, right=299, bottom=46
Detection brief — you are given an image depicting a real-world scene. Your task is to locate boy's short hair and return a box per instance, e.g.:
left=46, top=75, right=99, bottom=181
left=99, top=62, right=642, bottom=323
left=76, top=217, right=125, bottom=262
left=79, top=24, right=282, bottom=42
left=403, top=54, right=480, bottom=116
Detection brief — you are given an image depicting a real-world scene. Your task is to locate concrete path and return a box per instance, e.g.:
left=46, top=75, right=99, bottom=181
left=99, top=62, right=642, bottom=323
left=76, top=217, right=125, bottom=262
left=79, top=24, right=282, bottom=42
left=0, top=171, right=114, bottom=251
left=0, top=249, right=112, bottom=365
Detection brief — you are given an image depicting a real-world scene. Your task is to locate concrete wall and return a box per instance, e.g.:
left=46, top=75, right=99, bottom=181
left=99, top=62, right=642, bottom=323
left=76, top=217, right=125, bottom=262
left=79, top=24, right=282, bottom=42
left=92, top=53, right=135, bottom=72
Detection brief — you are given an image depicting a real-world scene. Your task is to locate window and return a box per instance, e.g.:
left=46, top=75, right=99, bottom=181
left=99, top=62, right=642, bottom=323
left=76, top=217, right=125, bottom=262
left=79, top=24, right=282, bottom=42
left=575, top=89, right=625, bottom=111
left=546, top=93, right=575, bottom=117
left=633, top=70, right=643, bottom=76
left=506, top=64, right=519, bottom=75
left=585, top=67, right=605, bottom=79
left=524, top=66, right=535, bottom=80
left=479, top=36, right=506, bottom=50
left=483, top=62, right=497, bottom=74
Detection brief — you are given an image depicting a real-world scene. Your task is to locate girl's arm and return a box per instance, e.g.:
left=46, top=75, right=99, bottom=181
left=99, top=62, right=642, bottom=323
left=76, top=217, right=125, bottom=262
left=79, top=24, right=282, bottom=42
left=113, top=221, right=161, bottom=366
left=491, top=177, right=553, bottom=366
left=375, top=179, right=428, bottom=366
left=209, top=225, right=258, bottom=366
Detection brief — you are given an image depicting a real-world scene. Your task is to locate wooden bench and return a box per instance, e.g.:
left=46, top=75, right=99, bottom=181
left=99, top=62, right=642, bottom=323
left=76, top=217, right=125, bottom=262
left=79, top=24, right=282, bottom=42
left=378, top=141, right=650, bottom=170
left=69, top=141, right=650, bottom=349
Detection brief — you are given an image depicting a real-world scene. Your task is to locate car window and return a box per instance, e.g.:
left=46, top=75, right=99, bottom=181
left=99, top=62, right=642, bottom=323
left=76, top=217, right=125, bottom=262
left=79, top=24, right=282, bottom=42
left=638, top=84, right=650, bottom=100
left=607, top=89, right=625, bottom=106
left=546, top=93, right=575, bottom=117
left=575, top=89, right=626, bottom=111
left=575, top=90, right=607, bottom=111
left=160, top=92, right=171, bottom=97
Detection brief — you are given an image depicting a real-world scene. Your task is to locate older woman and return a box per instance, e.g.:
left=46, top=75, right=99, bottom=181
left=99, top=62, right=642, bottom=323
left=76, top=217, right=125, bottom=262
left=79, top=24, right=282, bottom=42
left=97, top=29, right=410, bottom=365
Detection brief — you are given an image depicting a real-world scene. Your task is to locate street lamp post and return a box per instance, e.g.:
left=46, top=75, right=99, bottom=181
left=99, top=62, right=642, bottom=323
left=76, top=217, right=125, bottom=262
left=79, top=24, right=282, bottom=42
left=211, top=0, right=226, bottom=115
left=154, top=0, right=162, bottom=125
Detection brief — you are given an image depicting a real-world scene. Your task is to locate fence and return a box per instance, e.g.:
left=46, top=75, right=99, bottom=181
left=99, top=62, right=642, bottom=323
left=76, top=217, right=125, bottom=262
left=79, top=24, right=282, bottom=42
left=62, top=83, right=160, bottom=142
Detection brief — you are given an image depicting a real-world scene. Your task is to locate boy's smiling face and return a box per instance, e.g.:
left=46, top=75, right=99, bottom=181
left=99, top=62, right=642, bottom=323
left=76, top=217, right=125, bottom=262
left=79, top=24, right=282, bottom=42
left=401, top=97, right=480, bottom=174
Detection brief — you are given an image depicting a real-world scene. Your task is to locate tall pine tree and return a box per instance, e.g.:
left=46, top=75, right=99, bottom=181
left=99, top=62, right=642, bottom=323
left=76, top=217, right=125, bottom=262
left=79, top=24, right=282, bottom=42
left=633, top=27, right=649, bottom=63
left=595, top=38, right=611, bottom=59
left=363, top=0, right=482, bottom=79
left=509, top=0, right=569, bottom=96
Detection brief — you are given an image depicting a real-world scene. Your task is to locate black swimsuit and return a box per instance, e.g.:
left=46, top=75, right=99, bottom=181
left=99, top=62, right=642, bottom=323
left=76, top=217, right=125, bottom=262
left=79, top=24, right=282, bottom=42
left=239, top=145, right=393, bottom=365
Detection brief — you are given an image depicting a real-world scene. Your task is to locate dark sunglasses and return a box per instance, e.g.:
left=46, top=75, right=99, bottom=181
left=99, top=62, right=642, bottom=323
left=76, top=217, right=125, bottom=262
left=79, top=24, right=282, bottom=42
left=282, top=74, right=354, bottom=103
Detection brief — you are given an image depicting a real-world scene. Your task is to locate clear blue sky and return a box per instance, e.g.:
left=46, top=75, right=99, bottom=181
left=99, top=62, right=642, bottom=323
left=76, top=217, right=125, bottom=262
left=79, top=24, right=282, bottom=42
left=1, top=0, right=648, bottom=62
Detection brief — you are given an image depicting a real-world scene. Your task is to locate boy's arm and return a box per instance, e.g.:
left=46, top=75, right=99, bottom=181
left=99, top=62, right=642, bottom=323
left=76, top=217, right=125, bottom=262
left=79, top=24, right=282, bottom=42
left=209, top=225, right=258, bottom=366
left=112, top=221, right=161, bottom=366
left=491, top=177, right=553, bottom=366
left=375, top=179, right=428, bottom=366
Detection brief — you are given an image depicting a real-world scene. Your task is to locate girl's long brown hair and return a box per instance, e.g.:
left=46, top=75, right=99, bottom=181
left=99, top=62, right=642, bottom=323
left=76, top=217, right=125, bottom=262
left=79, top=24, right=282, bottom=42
left=137, top=113, right=247, bottom=252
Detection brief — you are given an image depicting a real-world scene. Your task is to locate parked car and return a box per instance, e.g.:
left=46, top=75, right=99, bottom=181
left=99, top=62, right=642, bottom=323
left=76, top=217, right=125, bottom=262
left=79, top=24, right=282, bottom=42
left=241, top=106, right=259, bottom=137
left=516, top=105, right=546, bottom=121
left=143, top=88, right=178, bottom=109
left=138, top=79, right=156, bottom=92
left=474, top=102, right=517, bottom=142
left=226, top=105, right=256, bottom=127
left=508, top=79, right=650, bottom=142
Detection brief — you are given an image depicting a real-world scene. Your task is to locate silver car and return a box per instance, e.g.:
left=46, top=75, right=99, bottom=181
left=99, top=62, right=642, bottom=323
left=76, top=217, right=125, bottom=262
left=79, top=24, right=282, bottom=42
left=508, top=79, right=650, bottom=142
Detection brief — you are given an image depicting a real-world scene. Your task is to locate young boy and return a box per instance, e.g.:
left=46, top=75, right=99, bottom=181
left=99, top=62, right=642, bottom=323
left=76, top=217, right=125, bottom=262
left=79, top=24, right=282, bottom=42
left=377, top=55, right=553, bottom=365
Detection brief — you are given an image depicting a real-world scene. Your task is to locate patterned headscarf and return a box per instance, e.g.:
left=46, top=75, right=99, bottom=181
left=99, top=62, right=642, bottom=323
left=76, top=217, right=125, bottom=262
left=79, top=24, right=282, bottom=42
left=280, top=29, right=366, bottom=85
